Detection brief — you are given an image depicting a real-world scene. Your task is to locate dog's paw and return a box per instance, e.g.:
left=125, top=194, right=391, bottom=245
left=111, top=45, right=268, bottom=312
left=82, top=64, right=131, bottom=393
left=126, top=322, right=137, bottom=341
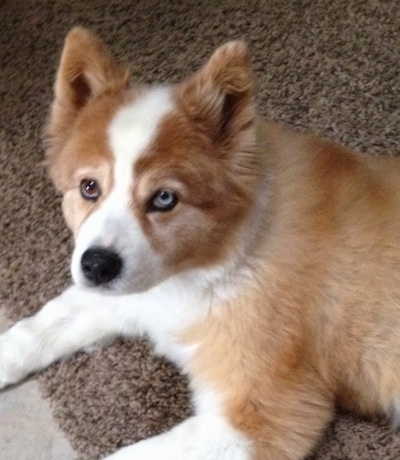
left=0, top=365, right=21, bottom=390
left=102, top=444, right=178, bottom=460
left=102, top=416, right=251, bottom=460
left=102, top=436, right=195, bottom=460
left=0, top=372, right=13, bottom=390
left=0, top=335, right=25, bottom=390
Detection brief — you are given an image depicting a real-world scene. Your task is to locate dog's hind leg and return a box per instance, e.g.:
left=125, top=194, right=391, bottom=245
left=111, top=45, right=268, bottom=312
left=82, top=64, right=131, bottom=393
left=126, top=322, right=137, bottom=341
left=102, top=414, right=253, bottom=460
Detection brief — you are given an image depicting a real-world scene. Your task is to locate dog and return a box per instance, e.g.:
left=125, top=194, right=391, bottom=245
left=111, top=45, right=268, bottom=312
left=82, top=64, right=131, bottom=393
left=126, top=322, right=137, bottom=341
left=1, top=26, right=400, bottom=459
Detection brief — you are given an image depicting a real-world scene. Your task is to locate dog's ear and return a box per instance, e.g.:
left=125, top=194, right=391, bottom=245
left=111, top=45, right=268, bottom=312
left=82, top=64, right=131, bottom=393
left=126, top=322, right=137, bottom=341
left=178, top=41, right=259, bottom=192
left=179, top=41, right=255, bottom=150
left=53, top=27, right=129, bottom=114
left=46, top=28, right=129, bottom=159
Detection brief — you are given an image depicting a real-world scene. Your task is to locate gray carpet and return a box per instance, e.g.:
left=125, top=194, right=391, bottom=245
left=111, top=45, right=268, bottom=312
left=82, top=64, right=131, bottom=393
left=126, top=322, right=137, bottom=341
left=1, top=0, right=399, bottom=458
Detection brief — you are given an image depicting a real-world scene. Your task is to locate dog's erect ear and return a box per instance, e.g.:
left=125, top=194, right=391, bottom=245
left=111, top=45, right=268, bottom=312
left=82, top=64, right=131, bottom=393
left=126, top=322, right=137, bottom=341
left=178, top=42, right=259, bottom=193
left=46, top=28, right=129, bottom=158
left=179, top=41, right=255, bottom=149
left=53, top=27, right=129, bottom=113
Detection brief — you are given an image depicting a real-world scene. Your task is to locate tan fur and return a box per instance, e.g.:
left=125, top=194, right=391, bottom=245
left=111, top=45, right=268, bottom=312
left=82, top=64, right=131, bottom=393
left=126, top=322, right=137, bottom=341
left=130, top=41, right=260, bottom=272
left=48, top=28, right=400, bottom=459
left=133, top=108, right=255, bottom=271
left=183, top=124, right=400, bottom=458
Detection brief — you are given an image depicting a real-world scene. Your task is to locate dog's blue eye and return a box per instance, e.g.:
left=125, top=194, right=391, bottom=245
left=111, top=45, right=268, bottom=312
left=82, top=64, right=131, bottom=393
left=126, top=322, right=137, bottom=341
left=148, top=190, right=178, bottom=212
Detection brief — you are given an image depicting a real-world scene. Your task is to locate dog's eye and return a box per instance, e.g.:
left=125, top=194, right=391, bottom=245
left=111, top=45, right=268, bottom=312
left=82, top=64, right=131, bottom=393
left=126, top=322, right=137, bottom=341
left=148, top=190, right=178, bottom=212
left=80, top=179, right=100, bottom=201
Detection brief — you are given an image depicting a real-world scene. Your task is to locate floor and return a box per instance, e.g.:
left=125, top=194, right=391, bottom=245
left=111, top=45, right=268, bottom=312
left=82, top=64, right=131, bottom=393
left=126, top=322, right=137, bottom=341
left=0, top=309, right=76, bottom=460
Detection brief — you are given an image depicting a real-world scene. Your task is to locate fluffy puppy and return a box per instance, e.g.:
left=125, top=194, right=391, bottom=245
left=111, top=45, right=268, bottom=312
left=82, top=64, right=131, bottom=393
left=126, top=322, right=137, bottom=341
left=1, top=27, right=400, bottom=460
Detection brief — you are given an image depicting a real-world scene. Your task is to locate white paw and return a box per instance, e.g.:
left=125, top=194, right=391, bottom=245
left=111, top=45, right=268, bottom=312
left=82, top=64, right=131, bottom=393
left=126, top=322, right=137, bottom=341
left=0, top=333, right=27, bottom=389
left=102, top=416, right=252, bottom=460
left=102, top=438, right=178, bottom=460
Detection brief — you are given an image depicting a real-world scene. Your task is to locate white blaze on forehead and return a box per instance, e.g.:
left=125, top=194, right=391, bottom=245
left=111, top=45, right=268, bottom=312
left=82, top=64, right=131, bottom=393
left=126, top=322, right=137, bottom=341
left=108, top=85, right=175, bottom=191
left=71, top=87, right=175, bottom=292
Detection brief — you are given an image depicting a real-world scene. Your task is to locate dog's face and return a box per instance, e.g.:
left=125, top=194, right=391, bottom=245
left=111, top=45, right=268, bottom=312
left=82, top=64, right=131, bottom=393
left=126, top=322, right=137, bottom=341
left=46, top=28, right=261, bottom=294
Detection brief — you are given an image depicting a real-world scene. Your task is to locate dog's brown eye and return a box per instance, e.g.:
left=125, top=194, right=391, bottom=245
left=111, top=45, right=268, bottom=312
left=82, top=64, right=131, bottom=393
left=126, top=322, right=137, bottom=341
left=80, top=179, right=100, bottom=201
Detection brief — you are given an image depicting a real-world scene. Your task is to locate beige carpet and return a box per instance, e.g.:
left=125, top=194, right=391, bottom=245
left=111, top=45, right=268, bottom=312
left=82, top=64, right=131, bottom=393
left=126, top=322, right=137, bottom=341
left=1, top=0, right=400, bottom=458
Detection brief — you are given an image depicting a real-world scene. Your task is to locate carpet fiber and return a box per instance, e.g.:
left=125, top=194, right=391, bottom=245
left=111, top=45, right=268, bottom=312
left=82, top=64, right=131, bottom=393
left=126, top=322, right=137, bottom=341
left=1, top=0, right=399, bottom=458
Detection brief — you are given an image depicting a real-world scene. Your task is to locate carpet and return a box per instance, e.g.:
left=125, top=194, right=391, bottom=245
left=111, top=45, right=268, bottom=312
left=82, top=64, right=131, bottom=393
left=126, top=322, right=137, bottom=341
left=0, top=0, right=399, bottom=458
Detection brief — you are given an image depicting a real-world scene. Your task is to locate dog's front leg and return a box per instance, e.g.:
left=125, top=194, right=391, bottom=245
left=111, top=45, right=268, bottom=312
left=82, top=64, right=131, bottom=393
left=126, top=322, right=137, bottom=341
left=0, top=285, right=139, bottom=389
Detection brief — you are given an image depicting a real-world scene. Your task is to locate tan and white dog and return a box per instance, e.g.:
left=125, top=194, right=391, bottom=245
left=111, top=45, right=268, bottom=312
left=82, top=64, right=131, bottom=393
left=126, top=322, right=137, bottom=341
left=1, top=27, right=400, bottom=459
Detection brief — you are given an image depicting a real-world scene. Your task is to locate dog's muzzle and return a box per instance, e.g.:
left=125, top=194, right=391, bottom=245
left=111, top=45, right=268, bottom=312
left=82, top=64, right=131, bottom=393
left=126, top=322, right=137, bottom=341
left=81, top=247, right=123, bottom=286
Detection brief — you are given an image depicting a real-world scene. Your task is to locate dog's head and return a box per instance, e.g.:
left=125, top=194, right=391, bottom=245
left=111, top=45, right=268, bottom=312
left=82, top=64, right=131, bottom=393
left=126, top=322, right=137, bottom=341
left=46, top=27, right=261, bottom=294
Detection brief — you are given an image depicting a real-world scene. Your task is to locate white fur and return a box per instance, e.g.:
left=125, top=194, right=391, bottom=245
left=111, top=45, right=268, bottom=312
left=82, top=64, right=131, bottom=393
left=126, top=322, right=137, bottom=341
left=103, top=415, right=252, bottom=460
left=0, top=278, right=201, bottom=387
left=108, top=86, right=174, bottom=177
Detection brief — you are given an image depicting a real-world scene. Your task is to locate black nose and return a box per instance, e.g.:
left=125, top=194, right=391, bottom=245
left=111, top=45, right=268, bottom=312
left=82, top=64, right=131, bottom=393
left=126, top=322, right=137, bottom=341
left=81, top=247, right=123, bottom=286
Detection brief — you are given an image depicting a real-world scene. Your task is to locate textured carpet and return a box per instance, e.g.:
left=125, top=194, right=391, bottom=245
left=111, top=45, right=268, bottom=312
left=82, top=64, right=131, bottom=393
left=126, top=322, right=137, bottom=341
left=1, top=0, right=399, bottom=458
